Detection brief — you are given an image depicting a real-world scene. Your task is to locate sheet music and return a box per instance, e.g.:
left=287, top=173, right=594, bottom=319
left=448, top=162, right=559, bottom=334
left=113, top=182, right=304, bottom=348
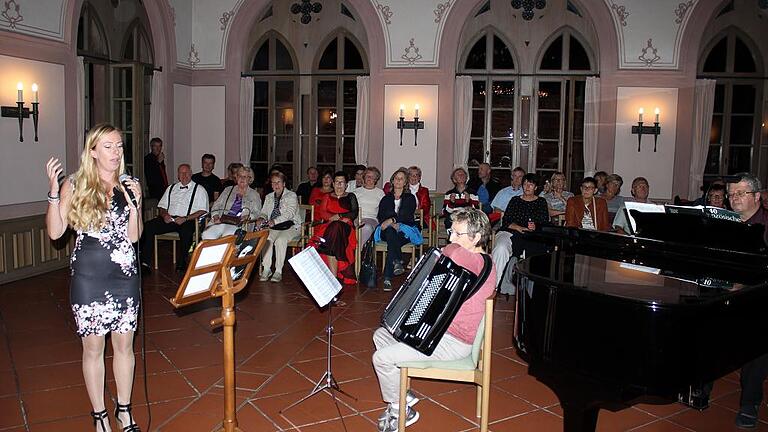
left=624, top=202, right=665, bottom=235
left=288, top=247, right=342, bottom=307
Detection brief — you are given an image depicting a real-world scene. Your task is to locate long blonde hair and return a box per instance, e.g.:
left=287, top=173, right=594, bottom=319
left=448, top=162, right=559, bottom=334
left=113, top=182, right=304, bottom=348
left=69, top=124, right=125, bottom=231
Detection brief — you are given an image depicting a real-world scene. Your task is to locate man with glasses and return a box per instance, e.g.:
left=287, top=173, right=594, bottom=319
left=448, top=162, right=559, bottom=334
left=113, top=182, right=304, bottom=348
left=729, top=173, right=768, bottom=428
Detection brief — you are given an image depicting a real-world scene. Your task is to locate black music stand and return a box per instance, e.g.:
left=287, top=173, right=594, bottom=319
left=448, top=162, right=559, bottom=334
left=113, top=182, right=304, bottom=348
left=280, top=247, right=357, bottom=418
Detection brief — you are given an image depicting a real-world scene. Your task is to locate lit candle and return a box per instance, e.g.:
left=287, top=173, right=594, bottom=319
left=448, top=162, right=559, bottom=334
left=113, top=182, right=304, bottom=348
left=414, top=104, right=420, bottom=118
left=31, top=83, right=38, bottom=103
left=654, top=107, right=660, bottom=123
left=399, top=104, right=405, bottom=118
left=638, top=107, right=644, bottom=123
left=17, top=82, right=23, bottom=103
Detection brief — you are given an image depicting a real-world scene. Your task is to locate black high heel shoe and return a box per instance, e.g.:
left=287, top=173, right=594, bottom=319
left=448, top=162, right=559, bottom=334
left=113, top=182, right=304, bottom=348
left=90, top=409, right=109, bottom=431
left=115, top=402, right=141, bottom=431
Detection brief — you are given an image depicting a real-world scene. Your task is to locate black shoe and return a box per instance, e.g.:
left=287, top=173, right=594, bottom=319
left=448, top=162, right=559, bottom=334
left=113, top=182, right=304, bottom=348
left=90, top=409, right=109, bottom=432
left=115, top=402, right=141, bottom=431
left=392, top=262, right=405, bottom=276
left=140, top=262, right=152, bottom=275
left=736, top=406, right=759, bottom=429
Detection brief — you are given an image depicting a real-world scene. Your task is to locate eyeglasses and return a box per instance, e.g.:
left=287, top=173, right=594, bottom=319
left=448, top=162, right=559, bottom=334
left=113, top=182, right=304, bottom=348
left=447, top=228, right=470, bottom=237
left=728, top=190, right=758, bottom=199
left=581, top=185, right=596, bottom=190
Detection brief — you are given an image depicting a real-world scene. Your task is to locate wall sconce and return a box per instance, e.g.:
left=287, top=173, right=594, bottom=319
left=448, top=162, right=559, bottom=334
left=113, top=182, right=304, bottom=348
left=630, top=107, right=660, bottom=152
left=1, top=82, right=40, bottom=142
left=396, top=104, right=425, bottom=146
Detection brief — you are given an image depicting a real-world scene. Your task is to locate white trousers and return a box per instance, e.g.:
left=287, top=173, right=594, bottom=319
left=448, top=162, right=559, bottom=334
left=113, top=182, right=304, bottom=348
left=201, top=223, right=238, bottom=240
left=261, top=227, right=300, bottom=275
left=372, top=327, right=471, bottom=404
left=359, top=217, right=379, bottom=245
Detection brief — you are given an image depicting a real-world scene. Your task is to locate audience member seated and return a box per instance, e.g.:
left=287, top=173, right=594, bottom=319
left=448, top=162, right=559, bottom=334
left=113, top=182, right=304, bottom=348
left=309, top=169, right=334, bottom=208
left=255, top=172, right=302, bottom=283
left=372, top=208, right=496, bottom=432
left=377, top=168, right=420, bottom=291
left=489, top=166, right=525, bottom=224
left=312, top=172, right=359, bottom=285
left=594, top=171, right=608, bottom=195
left=613, top=177, right=650, bottom=235
left=259, top=164, right=292, bottom=199
left=705, top=183, right=727, bottom=209
left=442, top=167, right=479, bottom=230
left=491, top=173, right=550, bottom=289
left=601, top=173, right=626, bottom=217
left=144, top=137, right=168, bottom=201
left=346, top=164, right=367, bottom=192
left=565, top=177, right=610, bottom=231
left=729, top=173, right=768, bottom=429
left=192, top=153, right=222, bottom=202
left=468, top=162, right=502, bottom=215
left=140, top=164, right=209, bottom=273
left=354, top=167, right=385, bottom=244
left=539, top=171, right=574, bottom=224
left=202, top=167, right=262, bottom=240
left=384, top=166, right=431, bottom=226
left=693, top=178, right=725, bottom=206
left=221, top=162, right=243, bottom=189
left=296, top=166, right=320, bottom=205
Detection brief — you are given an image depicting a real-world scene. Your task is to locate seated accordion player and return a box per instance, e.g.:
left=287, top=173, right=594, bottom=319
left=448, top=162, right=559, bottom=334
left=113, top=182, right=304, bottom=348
left=381, top=247, right=492, bottom=355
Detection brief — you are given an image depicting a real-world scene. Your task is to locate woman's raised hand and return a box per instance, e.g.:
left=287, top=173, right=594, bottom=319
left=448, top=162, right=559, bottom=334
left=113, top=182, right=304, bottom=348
left=46, top=157, right=63, bottom=195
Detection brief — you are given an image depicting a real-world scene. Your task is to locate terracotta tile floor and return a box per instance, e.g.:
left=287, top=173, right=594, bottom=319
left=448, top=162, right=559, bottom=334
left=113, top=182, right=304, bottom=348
left=1, top=250, right=767, bottom=431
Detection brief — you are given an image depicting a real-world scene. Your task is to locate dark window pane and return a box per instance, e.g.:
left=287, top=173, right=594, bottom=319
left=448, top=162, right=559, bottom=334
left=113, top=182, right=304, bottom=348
left=251, top=162, right=268, bottom=186
left=538, top=112, right=561, bottom=139
left=77, top=14, right=84, bottom=50
left=703, top=37, right=726, bottom=73
left=343, top=137, right=356, bottom=163
left=471, top=110, right=485, bottom=137
left=570, top=140, right=584, bottom=170
left=538, top=82, right=561, bottom=109
left=318, top=81, right=337, bottom=107
left=573, top=111, right=584, bottom=140
left=344, top=37, right=364, bottom=69
left=568, top=35, right=591, bottom=70
left=710, top=115, right=722, bottom=144
left=319, top=38, right=338, bottom=69
left=729, top=116, right=754, bottom=144
left=275, top=38, right=293, bottom=70
left=540, top=35, right=563, bottom=70
left=274, top=136, right=293, bottom=163
left=316, top=137, right=336, bottom=163
left=254, top=81, right=268, bottom=107
left=343, top=80, right=357, bottom=107
left=318, top=109, right=337, bottom=134
left=465, top=36, right=486, bottom=70
left=493, top=35, right=515, bottom=69
left=536, top=140, right=559, bottom=170
left=491, top=81, right=515, bottom=108
left=251, top=136, right=268, bottom=161
left=713, top=84, right=725, bottom=113
left=734, top=37, right=756, bottom=73
left=123, top=33, right=134, bottom=60
left=490, top=111, right=514, bottom=138
left=490, top=139, right=512, bottom=167
left=728, top=146, right=752, bottom=173
left=275, top=81, right=293, bottom=107
left=253, top=109, right=268, bottom=134
left=343, top=109, right=356, bottom=134
left=574, top=80, right=585, bottom=108
left=705, top=145, right=720, bottom=174
left=731, top=85, right=755, bottom=114
left=252, top=40, right=269, bottom=70
left=277, top=108, right=295, bottom=134
left=468, top=139, right=484, bottom=165
left=341, top=3, right=355, bottom=20
left=473, top=81, right=486, bottom=108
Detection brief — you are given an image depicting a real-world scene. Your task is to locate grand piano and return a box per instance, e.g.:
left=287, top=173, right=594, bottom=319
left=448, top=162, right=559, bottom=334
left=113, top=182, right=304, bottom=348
left=512, top=208, right=768, bottom=432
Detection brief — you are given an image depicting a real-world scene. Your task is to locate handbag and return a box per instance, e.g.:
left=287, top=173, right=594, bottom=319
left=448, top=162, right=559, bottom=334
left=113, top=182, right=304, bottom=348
left=219, top=214, right=241, bottom=225
left=358, top=237, right=377, bottom=288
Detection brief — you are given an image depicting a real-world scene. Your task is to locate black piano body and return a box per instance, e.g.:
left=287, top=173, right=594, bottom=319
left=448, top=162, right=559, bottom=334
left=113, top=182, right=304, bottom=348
left=513, top=217, right=768, bottom=432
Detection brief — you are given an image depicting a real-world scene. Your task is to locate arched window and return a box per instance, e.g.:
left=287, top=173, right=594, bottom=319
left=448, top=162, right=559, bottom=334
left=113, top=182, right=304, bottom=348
left=249, top=33, right=299, bottom=187
left=534, top=29, right=595, bottom=191
left=699, top=29, right=764, bottom=180
left=313, top=32, right=367, bottom=178
left=77, top=2, right=109, bottom=58
left=122, top=19, right=153, bottom=64
left=459, top=29, right=517, bottom=179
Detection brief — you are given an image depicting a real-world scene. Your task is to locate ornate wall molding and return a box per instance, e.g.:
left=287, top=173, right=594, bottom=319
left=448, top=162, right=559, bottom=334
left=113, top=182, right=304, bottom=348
left=0, top=0, right=67, bottom=41
left=674, top=0, right=694, bottom=24
left=376, top=3, right=392, bottom=24
left=610, top=3, right=629, bottom=26
left=174, top=0, right=243, bottom=70
left=1, top=0, right=23, bottom=29
left=219, top=8, right=236, bottom=30
left=401, top=38, right=422, bottom=64
left=433, top=1, right=450, bottom=23
left=637, top=38, right=660, bottom=66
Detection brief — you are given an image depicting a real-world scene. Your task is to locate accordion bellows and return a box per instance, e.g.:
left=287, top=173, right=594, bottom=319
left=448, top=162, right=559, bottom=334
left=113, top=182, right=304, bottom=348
left=381, top=248, right=479, bottom=355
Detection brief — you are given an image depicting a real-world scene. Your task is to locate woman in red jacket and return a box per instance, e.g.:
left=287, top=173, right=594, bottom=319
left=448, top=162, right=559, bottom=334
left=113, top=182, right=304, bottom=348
left=565, top=177, right=610, bottom=231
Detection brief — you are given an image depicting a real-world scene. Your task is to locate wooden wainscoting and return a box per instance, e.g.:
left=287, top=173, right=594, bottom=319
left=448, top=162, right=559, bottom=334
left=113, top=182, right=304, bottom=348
left=0, top=214, right=74, bottom=285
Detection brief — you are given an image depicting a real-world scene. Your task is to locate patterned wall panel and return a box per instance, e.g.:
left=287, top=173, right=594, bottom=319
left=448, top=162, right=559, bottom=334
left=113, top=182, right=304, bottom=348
left=172, top=0, right=243, bottom=70
left=0, top=0, right=67, bottom=41
left=0, top=234, right=5, bottom=274
left=1, top=215, right=70, bottom=285
left=604, top=0, right=698, bottom=70
left=12, top=229, right=33, bottom=270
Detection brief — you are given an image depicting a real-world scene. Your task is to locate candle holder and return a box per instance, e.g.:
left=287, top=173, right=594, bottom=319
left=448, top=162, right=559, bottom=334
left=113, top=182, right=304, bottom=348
left=631, top=121, right=661, bottom=152
left=2, top=101, right=40, bottom=142
left=396, top=116, right=425, bottom=146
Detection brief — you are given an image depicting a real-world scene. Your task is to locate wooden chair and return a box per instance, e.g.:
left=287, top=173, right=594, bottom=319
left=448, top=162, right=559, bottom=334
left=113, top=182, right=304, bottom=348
left=288, top=204, right=314, bottom=253
left=374, top=208, right=426, bottom=271
left=153, top=218, right=201, bottom=269
left=396, top=298, right=495, bottom=432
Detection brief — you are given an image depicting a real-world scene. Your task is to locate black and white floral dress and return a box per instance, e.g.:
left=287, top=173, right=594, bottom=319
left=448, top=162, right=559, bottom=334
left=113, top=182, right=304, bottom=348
left=70, top=188, right=139, bottom=337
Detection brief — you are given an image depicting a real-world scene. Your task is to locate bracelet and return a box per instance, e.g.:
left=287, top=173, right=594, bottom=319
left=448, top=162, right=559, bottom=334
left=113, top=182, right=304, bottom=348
left=47, top=197, right=60, bottom=204
left=47, top=192, right=60, bottom=200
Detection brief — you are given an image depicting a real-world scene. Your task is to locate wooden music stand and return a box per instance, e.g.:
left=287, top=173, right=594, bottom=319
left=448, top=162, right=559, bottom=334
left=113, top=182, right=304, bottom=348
left=171, top=230, right=268, bottom=432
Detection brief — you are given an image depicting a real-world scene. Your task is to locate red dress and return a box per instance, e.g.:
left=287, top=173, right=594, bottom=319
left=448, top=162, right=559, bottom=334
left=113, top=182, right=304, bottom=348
left=311, top=193, right=358, bottom=285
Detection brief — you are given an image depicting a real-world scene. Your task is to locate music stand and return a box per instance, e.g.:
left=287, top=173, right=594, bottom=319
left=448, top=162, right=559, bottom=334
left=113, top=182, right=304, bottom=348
left=171, top=230, right=268, bottom=432
left=281, top=247, right=356, bottom=416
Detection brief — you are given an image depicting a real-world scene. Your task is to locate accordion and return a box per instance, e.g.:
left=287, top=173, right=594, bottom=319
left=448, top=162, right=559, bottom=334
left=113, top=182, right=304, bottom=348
left=381, top=247, right=491, bottom=355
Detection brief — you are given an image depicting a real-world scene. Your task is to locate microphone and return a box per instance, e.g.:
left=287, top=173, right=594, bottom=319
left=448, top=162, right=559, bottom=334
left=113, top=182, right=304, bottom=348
left=119, top=173, right=139, bottom=208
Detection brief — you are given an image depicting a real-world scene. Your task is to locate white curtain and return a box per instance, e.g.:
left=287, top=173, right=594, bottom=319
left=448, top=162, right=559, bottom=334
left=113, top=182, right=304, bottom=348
left=689, top=79, right=717, bottom=200
left=355, top=76, right=370, bottom=164
left=239, top=77, right=254, bottom=164
left=583, top=76, right=600, bottom=177
left=149, top=70, right=164, bottom=143
left=454, top=76, right=473, bottom=169
left=76, top=56, right=85, bottom=147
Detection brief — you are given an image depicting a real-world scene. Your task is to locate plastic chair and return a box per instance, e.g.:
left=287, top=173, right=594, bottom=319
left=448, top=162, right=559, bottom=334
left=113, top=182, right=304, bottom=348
left=396, top=297, right=494, bottom=432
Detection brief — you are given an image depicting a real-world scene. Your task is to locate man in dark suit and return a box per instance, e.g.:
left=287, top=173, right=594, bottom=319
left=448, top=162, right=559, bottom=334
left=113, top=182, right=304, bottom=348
left=144, top=137, right=168, bottom=200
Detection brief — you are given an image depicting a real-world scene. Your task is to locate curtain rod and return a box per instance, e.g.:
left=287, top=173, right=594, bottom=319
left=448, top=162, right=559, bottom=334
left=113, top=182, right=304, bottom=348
left=78, top=53, right=162, bottom=72
left=240, top=72, right=369, bottom=77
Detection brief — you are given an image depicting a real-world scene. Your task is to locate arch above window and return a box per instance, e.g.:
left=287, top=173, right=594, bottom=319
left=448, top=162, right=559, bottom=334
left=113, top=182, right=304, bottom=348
left=460, top=29, right=517, bottom=72
left=249, top=32, right=298, bottom=72
left=700, top=29, right=762, bottom=75
left=537, top=29, right=595, bottom=73
left=314, top=31, right=368, bottom=72
left=121, top=19, right=154, bottom=64
left=77, top=2, right=109, bottom=58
